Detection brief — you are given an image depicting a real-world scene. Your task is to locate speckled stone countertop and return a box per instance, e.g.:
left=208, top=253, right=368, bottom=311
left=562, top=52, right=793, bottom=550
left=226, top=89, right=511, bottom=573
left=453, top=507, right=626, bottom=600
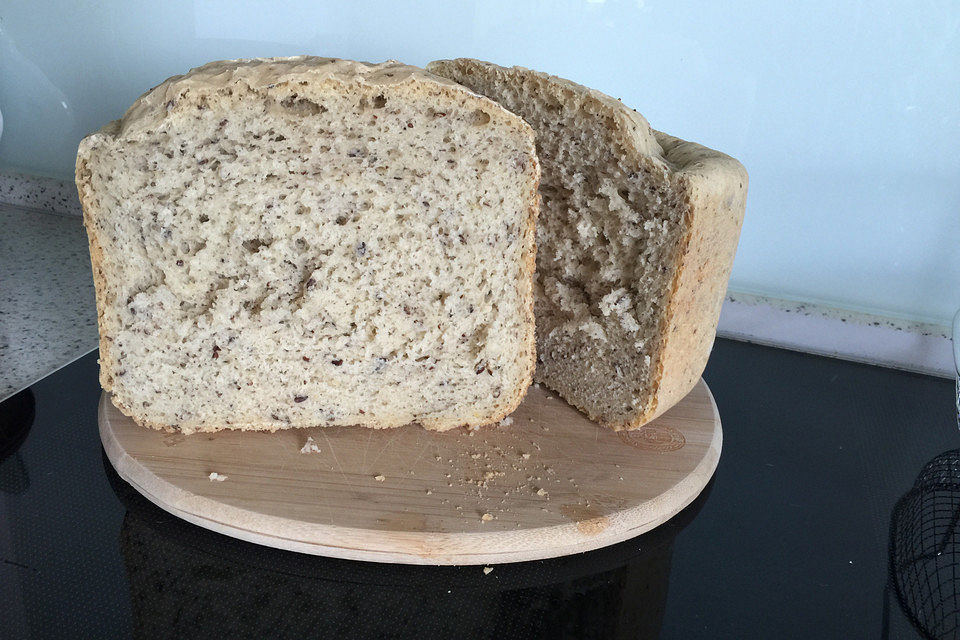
left=0, top=204, right=97, bottom=401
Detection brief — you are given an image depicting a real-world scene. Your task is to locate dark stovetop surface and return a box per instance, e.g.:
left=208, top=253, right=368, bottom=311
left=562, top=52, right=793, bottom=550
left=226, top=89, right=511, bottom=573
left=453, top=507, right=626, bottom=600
left=0, top=339, right=955, bottom=639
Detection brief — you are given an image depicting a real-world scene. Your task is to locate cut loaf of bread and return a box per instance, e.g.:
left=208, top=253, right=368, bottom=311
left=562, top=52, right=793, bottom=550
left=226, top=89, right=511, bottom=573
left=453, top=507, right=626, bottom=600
left=77, top=57, right=540, bottom=434
left=428, top=59, right=747, bottom=430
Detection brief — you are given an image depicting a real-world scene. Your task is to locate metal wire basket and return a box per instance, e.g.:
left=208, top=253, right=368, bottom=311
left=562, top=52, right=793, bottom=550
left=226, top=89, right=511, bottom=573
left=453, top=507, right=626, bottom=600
left=886, top=311, right=960, bottom=639
left=891, top=468, right=960, bottom=639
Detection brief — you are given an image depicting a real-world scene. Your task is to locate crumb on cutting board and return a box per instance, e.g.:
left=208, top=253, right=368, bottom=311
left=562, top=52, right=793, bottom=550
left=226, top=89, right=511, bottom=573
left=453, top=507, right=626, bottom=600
left=500, top=416, right=514, bottom=426
left=483, top=567, right=494, bottom=575
left=374, top=474, right=386, bottom=482
left=208, top=472, right=228, bottom=482
left=299, top=436, right=321, bottom=454
left=481, top=512, right=494, bottom=522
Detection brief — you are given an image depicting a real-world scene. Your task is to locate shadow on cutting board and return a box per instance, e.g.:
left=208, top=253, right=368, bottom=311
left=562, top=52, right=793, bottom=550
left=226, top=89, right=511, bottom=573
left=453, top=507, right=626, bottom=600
left=104, top=451, right=711, bottom=640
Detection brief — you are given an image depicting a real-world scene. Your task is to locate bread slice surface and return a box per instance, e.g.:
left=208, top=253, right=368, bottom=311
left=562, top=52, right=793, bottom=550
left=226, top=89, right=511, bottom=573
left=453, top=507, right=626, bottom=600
left=77, top=56, right=540, bottom=434
left=428, top=58, right=746, bottom=430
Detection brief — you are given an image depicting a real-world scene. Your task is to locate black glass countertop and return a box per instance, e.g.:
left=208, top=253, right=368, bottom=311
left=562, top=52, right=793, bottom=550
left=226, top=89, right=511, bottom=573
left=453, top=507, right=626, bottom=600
left=1, top=339, right=955, bottom=639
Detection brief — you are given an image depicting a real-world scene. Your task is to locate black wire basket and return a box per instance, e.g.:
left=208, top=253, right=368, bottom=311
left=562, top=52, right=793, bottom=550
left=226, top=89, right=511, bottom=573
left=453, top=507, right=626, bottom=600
left=886, top=312, right=960, bottom=639
left=891, top=456, right=960, bottom=640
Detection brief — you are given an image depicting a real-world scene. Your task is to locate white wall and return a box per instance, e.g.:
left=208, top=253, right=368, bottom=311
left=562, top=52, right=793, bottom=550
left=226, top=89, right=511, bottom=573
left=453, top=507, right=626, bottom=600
left=1, top=0, right=957, bottom=323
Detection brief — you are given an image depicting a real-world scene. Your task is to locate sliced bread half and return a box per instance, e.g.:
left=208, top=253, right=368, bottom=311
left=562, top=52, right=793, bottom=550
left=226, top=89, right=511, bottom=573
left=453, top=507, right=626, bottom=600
left=428, top=58, right=747, bottom=430
left=77, top=57, right=540, bottom=434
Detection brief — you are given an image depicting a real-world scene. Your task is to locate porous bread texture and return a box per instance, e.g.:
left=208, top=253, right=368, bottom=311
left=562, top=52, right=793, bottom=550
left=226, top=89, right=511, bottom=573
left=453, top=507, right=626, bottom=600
left=428, top=59, right=747, bottom=430
left=77, top=56, right=540, bottom=434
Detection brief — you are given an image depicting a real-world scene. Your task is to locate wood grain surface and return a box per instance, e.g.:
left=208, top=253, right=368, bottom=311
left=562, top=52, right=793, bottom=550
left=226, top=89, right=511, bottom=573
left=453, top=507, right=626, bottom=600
left=100, top=380, right=721, bottom=565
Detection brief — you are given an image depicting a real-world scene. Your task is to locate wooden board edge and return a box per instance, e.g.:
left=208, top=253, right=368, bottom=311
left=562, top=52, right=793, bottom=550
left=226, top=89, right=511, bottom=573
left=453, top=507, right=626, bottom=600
left=99, top=381, right=722, bottom=565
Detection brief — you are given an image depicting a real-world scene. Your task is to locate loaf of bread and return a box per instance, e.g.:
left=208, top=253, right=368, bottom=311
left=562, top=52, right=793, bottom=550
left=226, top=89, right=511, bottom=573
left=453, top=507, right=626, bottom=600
left=428, top=59, right=747, bottom=430
left=77, top=57, right=540, bottom=434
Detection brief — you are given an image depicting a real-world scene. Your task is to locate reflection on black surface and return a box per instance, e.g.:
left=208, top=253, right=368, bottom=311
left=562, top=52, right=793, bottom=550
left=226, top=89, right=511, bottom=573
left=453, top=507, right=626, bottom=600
left=889, top=449, right=960, bottom=640
left=105, top=453, right=711, bottom=640
left=0, top=388, right=34, bottom=494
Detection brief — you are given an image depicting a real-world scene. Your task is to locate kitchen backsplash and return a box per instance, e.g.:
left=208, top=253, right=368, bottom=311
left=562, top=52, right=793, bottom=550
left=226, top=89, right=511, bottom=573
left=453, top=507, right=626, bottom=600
left=0, top=0, right=956, bottom=324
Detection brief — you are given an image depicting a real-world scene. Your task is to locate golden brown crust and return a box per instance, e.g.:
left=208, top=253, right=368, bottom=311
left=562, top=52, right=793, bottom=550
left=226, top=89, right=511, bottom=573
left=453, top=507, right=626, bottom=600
left=119, top=57, right=469, bottom=139
left=76, top=132, right=118, bottom=397
left=621, top=132, right=747, bottom=429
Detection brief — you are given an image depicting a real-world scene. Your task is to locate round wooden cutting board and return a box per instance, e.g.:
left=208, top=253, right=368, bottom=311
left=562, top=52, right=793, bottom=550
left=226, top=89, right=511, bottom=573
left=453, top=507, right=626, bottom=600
left=100, top=380, right=721, bottom=565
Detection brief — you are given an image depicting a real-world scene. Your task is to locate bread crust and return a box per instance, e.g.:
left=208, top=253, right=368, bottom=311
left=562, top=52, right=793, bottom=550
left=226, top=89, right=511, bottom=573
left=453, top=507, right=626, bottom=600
left=76, top=120, right=121, bottom=398
left=76, top=57, right=540, bottom=433
left=612, top=133, right=747, bottom=429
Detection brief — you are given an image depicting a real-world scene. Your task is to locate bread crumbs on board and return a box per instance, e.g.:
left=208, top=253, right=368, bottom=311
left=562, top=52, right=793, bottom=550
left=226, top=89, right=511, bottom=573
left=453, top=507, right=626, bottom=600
left=374, top=474, right=385, bottom=482
left=299, top=436, right=321, bottom=454
left=208, top=472, right=228, bottom=482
